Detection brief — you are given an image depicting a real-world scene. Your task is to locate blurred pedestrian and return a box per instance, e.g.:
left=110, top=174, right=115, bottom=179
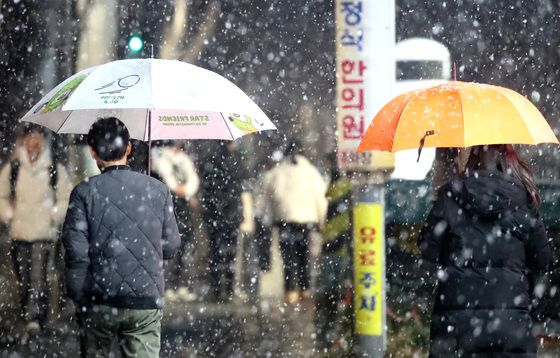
left=418, top=144, right=551, bottom=357
left=62, top=117, right=180, bottom=358
left=252, top=158, right=275, bottom=274
left=315, top=152, right=352, bottom=348
left=200, top=141, right=249, bottom=301
left=151, top=141, right=200, bottom=302
left=0, top=125, right=71, bottom=334
left=263, top=140, right=327, bottom=304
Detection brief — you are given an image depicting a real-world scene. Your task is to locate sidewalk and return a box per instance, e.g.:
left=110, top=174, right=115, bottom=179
left=0, top=233, right=319, bottom=357
left=0, top=296, right=317, bottom=357
left=160, top=234, right=317, bottom=357
left=162, top=298, right=316, bottom=357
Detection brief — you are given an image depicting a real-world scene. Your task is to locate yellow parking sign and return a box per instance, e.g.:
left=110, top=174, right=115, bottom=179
left=353, top=203, right=384, bottom=336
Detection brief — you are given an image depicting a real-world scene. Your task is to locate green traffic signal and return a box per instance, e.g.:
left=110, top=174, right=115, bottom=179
left=128, top=35, right=144, bottom=53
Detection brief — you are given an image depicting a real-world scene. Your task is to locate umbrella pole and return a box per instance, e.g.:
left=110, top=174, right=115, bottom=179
left=148, top=111, right=152, bottom=175
left=453, top=62, right=457, bottom=81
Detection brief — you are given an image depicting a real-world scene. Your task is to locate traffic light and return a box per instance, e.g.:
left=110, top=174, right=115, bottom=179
left=127, top=35, right=144, bottom=58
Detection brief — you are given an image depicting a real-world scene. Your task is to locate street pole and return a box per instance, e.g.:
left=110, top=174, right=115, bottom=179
left=334, top=0, right=395, bottom=356
left=351, top=172, right=388, bottom=357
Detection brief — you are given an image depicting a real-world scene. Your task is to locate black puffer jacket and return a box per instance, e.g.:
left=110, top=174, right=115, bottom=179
left=62, top=165, right=180, bottom=309
left=419, top=171, right=551, bottom=358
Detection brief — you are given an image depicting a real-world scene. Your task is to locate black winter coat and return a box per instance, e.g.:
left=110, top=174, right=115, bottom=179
left=200, top=146, right=248, bottom=226
left=62, top=165, right=180, bottom=309
left=419, top=171, right=551, bottom=358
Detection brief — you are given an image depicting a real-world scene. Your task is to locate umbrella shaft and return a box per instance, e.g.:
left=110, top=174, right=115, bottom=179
left=147, top=111, right=152, bottom=175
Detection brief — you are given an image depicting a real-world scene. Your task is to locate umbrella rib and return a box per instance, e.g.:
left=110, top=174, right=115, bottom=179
left=455, top=89, right=466, bottom=148
left=391, top=94, right=417, bottom=152
left=143, top=109, right=150, bottom=141
left=490, top=90, right=534, bottom=145
left=220, top=112, right=235, bottom=140
left=55, top=110, right=75, bottom=133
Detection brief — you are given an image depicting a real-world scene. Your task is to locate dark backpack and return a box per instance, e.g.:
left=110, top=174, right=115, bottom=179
left=9, top=158, right=58, bottom=203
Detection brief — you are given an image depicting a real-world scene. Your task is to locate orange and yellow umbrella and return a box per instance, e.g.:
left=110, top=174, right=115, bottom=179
left=357, top=81, right=559, bottom=153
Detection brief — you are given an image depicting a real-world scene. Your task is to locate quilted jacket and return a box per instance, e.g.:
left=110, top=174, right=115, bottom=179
left=62, top=165, right=180, bottom=309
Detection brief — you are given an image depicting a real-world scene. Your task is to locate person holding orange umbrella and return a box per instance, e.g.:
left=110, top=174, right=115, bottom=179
left=419, top=144, right=551, bottom=357
left=358, top=80, right=556, bottom=357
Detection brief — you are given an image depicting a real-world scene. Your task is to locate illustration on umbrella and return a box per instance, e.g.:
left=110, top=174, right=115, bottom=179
left=228, top=113, right=258, bottom=134
left=94, top=74, right=141, bottom=94
left=34, top=72, right=91, bottom=114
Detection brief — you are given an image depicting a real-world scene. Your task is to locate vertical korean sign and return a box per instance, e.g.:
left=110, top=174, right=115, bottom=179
left=336, top=0, right=395, bottom=171
left=354, top=203, right=384, bottom=336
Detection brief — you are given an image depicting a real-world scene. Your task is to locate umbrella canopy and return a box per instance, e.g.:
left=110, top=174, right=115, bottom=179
left=357, top=81, right=558, bottom=153
left=22, top=59, right=276, bottom=141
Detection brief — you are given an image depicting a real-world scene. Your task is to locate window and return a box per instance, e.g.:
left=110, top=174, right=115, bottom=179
left=396, top=60, right=444, bottom=80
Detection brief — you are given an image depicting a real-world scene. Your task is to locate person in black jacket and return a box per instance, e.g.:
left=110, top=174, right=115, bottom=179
left=62, top=117, right=180, bottom=358
left=418, top=144, right=552, bottom=357
left=200, top=141, right=249, bottom=301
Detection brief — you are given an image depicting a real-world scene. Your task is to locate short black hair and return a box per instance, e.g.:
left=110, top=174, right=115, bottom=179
left=87, top=117, right=130, bottom=161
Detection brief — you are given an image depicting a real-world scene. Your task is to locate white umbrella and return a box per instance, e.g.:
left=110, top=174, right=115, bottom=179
left=22, top=59, right=276, bottom=142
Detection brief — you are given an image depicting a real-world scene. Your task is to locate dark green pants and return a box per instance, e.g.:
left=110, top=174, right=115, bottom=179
left=79, top=305, right=162, bottom=358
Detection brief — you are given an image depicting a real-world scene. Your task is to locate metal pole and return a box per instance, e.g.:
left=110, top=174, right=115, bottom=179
left=352, top=172, right=387, bottom=357
left=334, top=0, right=394, bottom=352
left=147, top=111, right=152, bottom=175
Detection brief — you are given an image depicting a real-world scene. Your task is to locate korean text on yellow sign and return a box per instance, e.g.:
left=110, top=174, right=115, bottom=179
left=353, top=203, right=384, bottom=336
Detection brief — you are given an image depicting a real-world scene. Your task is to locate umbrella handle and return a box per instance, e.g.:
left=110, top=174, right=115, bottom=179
left=417, top=130, right=435, bottom=162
